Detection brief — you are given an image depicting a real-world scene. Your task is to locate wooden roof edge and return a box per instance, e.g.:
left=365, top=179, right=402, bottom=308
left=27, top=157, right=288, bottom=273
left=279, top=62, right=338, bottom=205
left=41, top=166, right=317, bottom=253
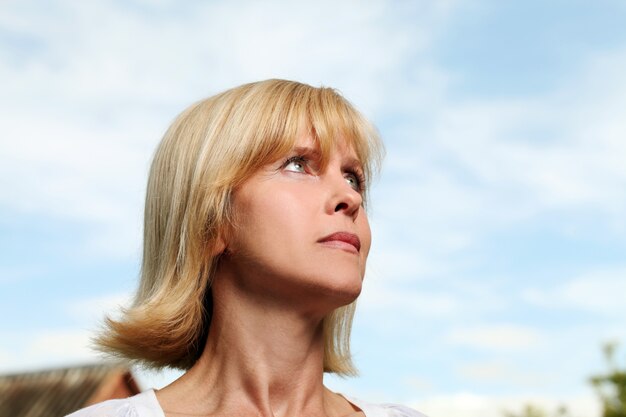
left=85, top=368, right=142, bottom=405
left=0, top=361, right=130, bottom=380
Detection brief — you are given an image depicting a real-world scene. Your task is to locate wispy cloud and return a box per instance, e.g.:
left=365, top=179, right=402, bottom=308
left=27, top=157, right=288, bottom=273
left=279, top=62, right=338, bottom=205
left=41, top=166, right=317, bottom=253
left=414, top=392, right=600, bottom=417
left=0, top=329, right=98, bottom=373
left=377, top=47, right=626, bottom=258
left=523, top=267, right=626, bottom=317
left=64, top=292, right=132, bottom=324
left=458, top=360, right=555, bottom=386
left=446, top=324, right=543, bottom=351
left=0, top=0, right=457, bottom=261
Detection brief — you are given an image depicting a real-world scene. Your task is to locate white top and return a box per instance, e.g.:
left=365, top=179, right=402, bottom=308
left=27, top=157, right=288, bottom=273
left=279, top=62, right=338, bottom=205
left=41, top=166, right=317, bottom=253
left=67, top=389, right=427, bottom=417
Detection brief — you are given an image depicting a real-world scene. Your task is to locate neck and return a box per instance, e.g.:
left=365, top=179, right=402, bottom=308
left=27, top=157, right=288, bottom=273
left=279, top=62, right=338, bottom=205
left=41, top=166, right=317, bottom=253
left=156, top=268, right=355, bottom=417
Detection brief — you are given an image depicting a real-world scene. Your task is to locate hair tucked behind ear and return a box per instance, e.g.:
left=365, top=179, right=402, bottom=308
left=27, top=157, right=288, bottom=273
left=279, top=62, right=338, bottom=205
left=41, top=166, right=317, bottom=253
left=94, top=79, right=383, bottom=374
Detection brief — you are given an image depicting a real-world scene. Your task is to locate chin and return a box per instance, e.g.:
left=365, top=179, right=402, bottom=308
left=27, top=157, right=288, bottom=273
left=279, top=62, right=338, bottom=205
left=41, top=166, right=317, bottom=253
left=271, top=261, right=365, bottom=313
left=315, top=271, right=363, bottom=309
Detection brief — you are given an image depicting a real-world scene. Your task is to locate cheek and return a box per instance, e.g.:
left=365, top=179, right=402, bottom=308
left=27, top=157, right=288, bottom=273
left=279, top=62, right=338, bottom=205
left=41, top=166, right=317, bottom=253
left=360, top=215, right=372, bottom=255
left=230, top=189, right=303, bottom=252
left=228, top=192, right=260, bottom=252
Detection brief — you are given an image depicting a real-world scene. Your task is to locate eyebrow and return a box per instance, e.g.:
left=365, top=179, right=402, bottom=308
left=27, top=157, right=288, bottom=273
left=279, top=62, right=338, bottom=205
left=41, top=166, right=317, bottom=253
left=291, top=146, right=321, bottom=158
left=344, top=156, right=364, bottom=170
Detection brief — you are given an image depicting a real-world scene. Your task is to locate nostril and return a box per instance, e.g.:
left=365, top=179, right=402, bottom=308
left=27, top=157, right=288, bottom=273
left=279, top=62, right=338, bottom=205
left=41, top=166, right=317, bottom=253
left=335, top=202, right=349, bottom=212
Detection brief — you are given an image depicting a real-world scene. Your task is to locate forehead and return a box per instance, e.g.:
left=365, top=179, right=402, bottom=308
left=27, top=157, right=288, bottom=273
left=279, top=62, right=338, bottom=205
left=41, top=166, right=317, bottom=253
left=293, top=131, right=361, bottom=162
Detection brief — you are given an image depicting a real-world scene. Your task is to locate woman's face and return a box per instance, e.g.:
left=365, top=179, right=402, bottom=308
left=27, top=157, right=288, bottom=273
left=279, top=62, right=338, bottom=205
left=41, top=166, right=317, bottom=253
left=220, top=132, right=371, bottom=313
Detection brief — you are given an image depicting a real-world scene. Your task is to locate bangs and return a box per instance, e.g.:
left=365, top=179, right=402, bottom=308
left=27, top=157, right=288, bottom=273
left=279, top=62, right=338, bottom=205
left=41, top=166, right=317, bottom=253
left=307, top=87, right=383, bottom=190
left=226, top=81, right=383, bottom=198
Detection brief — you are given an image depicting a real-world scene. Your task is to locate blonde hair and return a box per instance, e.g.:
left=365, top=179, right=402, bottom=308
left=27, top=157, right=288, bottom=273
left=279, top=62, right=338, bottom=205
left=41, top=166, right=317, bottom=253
left=95, top=79, right=383, bottom=375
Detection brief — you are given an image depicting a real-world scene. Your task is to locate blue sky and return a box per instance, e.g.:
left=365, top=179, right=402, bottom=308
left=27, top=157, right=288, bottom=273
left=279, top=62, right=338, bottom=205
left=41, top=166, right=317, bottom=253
left=1, top=1, right=625, bottom=416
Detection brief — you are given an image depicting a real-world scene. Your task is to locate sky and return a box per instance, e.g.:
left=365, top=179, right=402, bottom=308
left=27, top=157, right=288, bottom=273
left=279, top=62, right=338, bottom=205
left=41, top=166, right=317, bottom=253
left=1, top=1, right=625, bottom=416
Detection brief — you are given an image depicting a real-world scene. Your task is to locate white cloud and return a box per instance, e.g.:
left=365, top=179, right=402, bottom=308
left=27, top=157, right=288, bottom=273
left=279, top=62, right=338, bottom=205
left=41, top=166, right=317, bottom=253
left=0, top=328, right=100, bottom=374
left=0, top=0, right=457, bottom=113
left=366, top=246, right=454, bottom=283
left=413, top=392, right=600, bottom=417
left=360, top=280, right=461, bottom=318
left=403, top=375, right=434, bottom=391
left=0, top=348, right=10, bottom=364
left=65, top=292, right=133, bottom=324
left=458, top=360, right=555, bottom=387
left=376, top=48, right=626, bottom=272
left=0, top=293, right=134, bottom=374
left=523, top=267, right=626, bottom=317
left=0, top=0, right=458, bottom=262
left=29, top=329, right=93, bottom=358
left=446, top=324, right=542, bottom=351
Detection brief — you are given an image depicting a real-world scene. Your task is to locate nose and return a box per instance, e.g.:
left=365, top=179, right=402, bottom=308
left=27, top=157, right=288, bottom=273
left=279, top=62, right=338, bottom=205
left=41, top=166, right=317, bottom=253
left=327, top=173, right=363, bottom=220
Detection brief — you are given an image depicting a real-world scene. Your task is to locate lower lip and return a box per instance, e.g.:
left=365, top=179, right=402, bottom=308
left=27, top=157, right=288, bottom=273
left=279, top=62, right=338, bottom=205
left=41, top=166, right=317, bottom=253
left=319, top=240, right=359, bottom=254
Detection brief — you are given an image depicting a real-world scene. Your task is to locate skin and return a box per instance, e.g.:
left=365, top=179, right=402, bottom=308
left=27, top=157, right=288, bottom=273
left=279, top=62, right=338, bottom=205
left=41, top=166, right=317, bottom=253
left=156, top=133, right=371, bottom=417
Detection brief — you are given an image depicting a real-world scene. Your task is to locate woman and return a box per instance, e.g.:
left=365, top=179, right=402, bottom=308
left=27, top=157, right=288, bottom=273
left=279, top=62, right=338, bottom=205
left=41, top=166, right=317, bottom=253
left=69, top=80, right=426, bottom=417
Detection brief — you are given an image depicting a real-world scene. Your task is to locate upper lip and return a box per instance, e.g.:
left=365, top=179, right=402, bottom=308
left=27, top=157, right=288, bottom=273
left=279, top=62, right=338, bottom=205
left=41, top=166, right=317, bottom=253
left=318, top=231, right=361, bottom=252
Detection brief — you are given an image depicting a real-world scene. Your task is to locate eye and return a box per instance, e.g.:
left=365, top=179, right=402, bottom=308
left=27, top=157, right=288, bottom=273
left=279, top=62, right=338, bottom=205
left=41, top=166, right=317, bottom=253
left=344, top=170, right=365, bottom=192
left=282, top=156, right=308, bottom=173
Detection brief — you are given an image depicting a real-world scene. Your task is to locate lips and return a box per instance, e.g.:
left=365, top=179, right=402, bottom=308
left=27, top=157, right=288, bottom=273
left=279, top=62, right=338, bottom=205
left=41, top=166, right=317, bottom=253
left=318, top=231, right=361, bottom=253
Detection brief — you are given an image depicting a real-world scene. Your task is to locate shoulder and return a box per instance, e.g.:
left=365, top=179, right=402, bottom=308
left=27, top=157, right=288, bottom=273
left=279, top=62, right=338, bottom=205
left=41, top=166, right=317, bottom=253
left=344, top=395, right=428, bottom=417
left=66, top=390, right=164, bottom=417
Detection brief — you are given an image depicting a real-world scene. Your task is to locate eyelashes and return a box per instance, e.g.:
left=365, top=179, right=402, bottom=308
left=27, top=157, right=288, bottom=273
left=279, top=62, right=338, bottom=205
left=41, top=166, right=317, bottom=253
left=280, top=155, right=366, bottom=193
left=282, top=155, right=309, bottom=174
left=344, top=169, right=365, bottom=193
